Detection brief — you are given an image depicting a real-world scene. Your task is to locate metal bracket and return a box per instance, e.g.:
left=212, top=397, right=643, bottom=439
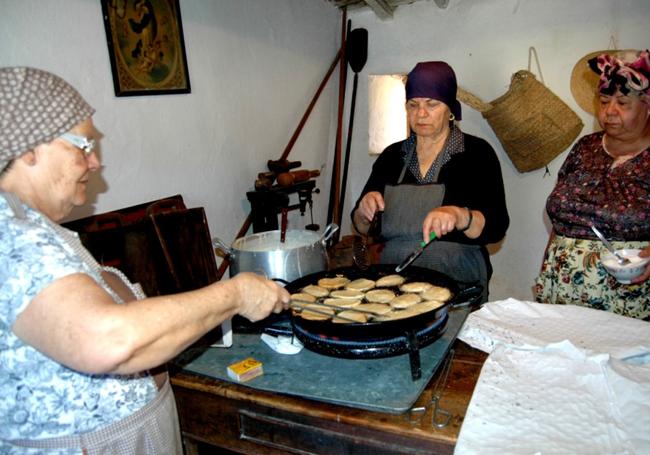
left=430, top=348, right=455, bottom=429
left=431, top=396, right=452, bottom=429
left=407, top=348, right=455, bottom=429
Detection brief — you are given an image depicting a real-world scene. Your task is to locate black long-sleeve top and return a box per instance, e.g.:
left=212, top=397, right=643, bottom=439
left=353, top=132, right=510, bottom=246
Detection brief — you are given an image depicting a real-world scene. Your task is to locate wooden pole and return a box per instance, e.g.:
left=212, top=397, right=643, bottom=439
left=280, top=47, right=343, bottom=161
left=216, top=32, right=345, bottom=280
left=326, top=9, right=348, bottom=236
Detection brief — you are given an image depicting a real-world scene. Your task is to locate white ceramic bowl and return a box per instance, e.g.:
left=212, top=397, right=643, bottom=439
left=600, top=249, right=650, bottom=284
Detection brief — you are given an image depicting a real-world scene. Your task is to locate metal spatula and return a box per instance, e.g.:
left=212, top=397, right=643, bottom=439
left=395, top=232, right=437, bottom=273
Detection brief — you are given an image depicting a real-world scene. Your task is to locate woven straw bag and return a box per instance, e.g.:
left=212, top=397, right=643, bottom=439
left=458, top=49, right=583, bottom=173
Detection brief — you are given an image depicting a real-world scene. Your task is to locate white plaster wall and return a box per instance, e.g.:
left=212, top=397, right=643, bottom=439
left=341, top=0, right=649, bottom=301
left=0, top=0, right=340, bottom=246
left=2, top=0, right=648, bottom=301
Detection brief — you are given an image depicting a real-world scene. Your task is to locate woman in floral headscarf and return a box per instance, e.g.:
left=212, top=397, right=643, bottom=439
left=535, top=50, right=650, bottom=320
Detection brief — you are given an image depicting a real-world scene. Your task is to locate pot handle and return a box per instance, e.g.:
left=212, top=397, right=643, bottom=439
left=320, top=223, right=340, bottom=246
left=212, top=237, right=234, bottom=258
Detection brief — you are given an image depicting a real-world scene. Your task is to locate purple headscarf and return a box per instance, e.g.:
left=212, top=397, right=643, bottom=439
left=405, top=61, right=462, bottom=120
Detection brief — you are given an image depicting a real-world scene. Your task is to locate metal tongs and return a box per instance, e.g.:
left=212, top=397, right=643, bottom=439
left=290, top=299, right=386, bottom=323
left=591, top=225, right=630, bottom=265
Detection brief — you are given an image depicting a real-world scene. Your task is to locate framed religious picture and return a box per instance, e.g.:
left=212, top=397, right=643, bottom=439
left=100, top=0, right=191, bottom=96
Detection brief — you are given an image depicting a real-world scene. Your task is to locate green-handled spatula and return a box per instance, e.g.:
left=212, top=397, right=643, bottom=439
left=395, top=232, right=437, bottom=273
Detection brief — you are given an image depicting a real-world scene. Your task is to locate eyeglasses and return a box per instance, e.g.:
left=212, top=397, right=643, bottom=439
left=60, top=133, right=96, bottom=156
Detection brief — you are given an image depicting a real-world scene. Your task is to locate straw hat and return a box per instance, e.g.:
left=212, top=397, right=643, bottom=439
left=570, top=49, right=637, bottom=115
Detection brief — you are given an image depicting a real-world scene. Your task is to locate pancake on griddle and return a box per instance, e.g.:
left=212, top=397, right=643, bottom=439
left=376, top=306, right=420, bottom=321
left=355, top=303, right=393, bottom=315
left=375, top=274, right=405, bottom=287
left=420, top=285, right=452, bottom=302
left=301, top=284, right=329, bottom=298
left=345, top=278, right=376, bottom=291
left=390, top=293, right=422, bottom=309
left=412, top=300, right=446, bottom=315
left=332, top=310, right=367, bottom=324
left=330, top=289, right=365, bottom=300
left=296, top=303, right=334, bottom=321
left=364, top=289, right=396, bottom=304
left=323, top=298, right=361, bottom=309
left=400, top=281, right=433, bottom=293
left=290, top=292, right=317, bottom=303
left=318, top=276, right=350, bottom=289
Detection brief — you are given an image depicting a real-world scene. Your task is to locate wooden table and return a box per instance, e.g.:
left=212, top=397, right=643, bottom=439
left=171, top=340, right=487, bottom=455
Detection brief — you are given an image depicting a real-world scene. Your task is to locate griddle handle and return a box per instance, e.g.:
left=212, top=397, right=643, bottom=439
left=406, top=329, right=421, bottom=381
left=452, top=284, right=483, bottom=308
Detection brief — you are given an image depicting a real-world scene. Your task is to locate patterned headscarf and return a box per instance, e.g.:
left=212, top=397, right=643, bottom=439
left=0, top=67, right=94, bottom=171
left=405, top=61, right=462, bottom=120
left=588, top=49, right=650, bottom=98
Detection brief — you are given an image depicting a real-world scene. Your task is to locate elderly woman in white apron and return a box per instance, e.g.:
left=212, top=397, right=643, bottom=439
left=352, top=61, right=509, bottom=302
left=0, top=67, right=289, bottom=454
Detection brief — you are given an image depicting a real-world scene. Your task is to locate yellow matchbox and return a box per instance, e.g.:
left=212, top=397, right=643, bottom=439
left=227, top=357, right=263, bottom=382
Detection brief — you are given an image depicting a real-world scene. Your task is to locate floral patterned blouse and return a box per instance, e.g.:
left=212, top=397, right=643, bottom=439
left=0, top=195, right=156, bottom=453
left=546, top=131, right=650, bottom=241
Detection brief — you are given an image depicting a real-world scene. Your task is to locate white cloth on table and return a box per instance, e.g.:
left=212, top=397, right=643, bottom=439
left=455, top=298, right=650, bottom=455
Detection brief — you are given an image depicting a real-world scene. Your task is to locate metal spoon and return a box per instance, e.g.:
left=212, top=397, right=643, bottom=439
left=590, top=225, right=630, bottom=265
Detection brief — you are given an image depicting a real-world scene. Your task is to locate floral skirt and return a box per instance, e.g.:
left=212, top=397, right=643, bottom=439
left=534, top=234, right=650, bottom=320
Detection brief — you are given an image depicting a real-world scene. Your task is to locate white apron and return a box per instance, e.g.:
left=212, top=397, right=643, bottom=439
left=6, top=377, right=182, bottom=454
left=1, top=191, right=183, bottom=454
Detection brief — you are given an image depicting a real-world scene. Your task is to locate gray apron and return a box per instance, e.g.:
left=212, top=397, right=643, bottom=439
left=379, top=156, right=488, bottom=302
left=1, top=191, right=183, bottom=454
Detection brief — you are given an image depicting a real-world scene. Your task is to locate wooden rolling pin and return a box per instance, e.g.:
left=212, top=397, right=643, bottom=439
left=277, top=169, right=320, bottom=187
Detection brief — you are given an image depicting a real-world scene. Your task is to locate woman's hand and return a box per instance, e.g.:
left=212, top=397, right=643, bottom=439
left=353, top=191, right=384, bottom=234
left=231, top=272, right=290, bottom=322
left=422, top=205, right=484, bottom=243
left=631, top=246, right=650, bottom=284
left=422, top=206, right=463, bottom=242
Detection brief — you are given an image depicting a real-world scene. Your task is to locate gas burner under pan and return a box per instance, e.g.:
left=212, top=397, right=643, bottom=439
left=292, top=313, right=449, bottom=380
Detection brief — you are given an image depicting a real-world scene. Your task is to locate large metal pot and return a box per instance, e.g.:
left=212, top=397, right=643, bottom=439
left=213, top=223, right=338, bottom=283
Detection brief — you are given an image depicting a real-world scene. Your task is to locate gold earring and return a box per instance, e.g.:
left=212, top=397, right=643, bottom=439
left=449, top=113, right=455, bottom=121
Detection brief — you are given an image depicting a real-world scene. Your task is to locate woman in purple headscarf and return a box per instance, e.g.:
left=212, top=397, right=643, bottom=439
left=535, top=50, right=650, bottom=320
left=352, top=61, right=509, bottom=302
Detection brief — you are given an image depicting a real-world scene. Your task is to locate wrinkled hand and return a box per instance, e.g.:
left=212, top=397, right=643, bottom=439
left=422, top=206, right=464, bottom=243
left=231, top=272, right=290, bottom=322
left=357, top=191, right=385, bottom=224
left=631, top=246, right=650, bottom=284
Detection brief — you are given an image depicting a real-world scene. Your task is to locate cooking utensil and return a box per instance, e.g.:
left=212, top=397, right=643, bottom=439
left=213, top=223, right=339, bottom=283
left=337, top=25, right=369, bottom=227
left=290, top=302, right=361, bottom=323
left=352, top=210, right=382, bottom=270
left=590, top=225, right=630, bottom=265
left=284, top=264, right=482, bottom=338
left=284, top=264, right=482, bottom=381
left=395, top=232, right=437, bottom=273
left=291, top=299, right=385, bottom=318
